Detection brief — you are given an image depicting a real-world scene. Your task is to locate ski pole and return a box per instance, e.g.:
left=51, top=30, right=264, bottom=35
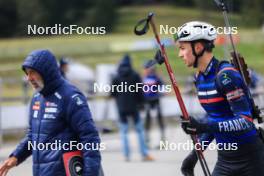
left=135, top=12, right=211, bottom=176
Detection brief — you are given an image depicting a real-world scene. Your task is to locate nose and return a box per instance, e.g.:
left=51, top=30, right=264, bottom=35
left=178, top=51, right=183, bottom=58
left=27, top=73, right=33, bottom=82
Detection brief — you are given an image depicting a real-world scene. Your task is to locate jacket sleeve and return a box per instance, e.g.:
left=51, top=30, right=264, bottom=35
left=207, top=68, right=256, bottom=133
left=194, top=114, right=214, bottom=150
left=9, top=101, right=33, bottom=165
left=198, top=133, right=214, bottom=151
left=66, top=93, right=101, bottom=176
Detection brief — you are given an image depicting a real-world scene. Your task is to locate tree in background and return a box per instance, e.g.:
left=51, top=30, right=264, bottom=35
left=242, top=0, right=264, bottom=27
left=15, top=0, right=45, bottom=36
left=41, top=0, right=91, bottom=26
left=1, top=0, right=117, bottom=37
left=0, top=0, right=18, bottom=37
left=0, top=0, right=263, bottom=37
left=82, top=0, right=117, bottom=32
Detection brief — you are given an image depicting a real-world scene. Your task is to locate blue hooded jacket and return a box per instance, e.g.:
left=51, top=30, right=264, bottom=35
left=10, top=50, right=101, bottom=176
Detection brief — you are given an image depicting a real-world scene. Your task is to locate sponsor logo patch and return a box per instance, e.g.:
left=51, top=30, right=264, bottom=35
left=46, top=102, right=58, bottom=107
left=43, top=114, right=56, bottom=119
left=72, top=94, right=84, bottom=106
left=33, top=105, right=40, bottom=110
left=45, top=107, right=57, bottom=113
left=33, top=111, right=38, bottom=118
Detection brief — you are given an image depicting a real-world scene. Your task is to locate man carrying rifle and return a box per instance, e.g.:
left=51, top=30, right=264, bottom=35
left=175, top=21, right=264, bottom=176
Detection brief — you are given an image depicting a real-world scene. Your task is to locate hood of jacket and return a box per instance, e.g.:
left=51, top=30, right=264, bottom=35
left=22, top=49, right=64, bottom=96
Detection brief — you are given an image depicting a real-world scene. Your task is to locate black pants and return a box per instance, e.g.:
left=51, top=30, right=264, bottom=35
left=212, top=138, right=264, bottom=176
left=144, top=99, right=164, bottom=132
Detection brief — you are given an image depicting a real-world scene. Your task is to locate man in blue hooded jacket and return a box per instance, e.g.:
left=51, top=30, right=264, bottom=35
left=0, top=49, right=101, bottom=176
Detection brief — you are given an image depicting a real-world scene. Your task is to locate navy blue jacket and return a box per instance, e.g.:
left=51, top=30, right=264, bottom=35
left=143, top=73, right=163, bottom=101
left=195, top=57, right=258, bottom=145
left=111, top=55, right=144, bottom=114
left=10, top=50, right=101, bottom=176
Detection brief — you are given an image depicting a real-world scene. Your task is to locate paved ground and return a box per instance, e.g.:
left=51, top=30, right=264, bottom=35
left=0, top=125, right=217, bottom=176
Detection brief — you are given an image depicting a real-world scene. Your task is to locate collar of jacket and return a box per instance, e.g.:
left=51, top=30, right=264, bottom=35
left=40, top=77, right=64, bottom=97
left=202, top=57, right=219, bottom=76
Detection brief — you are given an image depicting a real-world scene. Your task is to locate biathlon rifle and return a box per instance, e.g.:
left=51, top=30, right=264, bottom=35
left=214, top=0, right=263, bottom=124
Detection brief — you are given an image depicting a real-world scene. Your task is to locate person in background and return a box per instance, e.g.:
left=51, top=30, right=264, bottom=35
left=59, top=57, right=69, bottom=79
left=142, top=64, right=166, bottom=147
left=111, top=54, right=154, bottom=162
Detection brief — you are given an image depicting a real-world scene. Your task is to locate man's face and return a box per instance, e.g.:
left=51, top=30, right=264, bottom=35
left=25, top=68, right=44, bottom=92
left=177, top=41, right=196, bottom=67
left=61, top=64, right=69, bottom=73
left=144, top=67, right=155, bottom=76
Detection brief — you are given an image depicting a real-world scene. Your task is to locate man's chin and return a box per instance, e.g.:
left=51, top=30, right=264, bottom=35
left=33, top=86, right=43, bottom=92
left=35, top=88, right=43, bottom=93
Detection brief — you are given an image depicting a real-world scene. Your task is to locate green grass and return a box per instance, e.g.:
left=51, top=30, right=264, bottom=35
left=1, top=32, right=263, bottom=76
left=114, top=5, right=243, bottom=34
left=0, top=5, right=263, bottom=98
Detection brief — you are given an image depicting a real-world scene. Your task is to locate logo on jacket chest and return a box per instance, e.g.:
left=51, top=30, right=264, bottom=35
left=45, top=101, right=58, bottom=113
left=44, top=101, right=59, bottom=119
left=32, top=101, right=40, bottom=110
left=45, top=107, right=58, bottom=113
left=32, top=101, right=60, bottom=119
left=43, top=108, right=58, bottom=119
left=32, top=101, right=40, bottom=118
left=46, top=101, right=58, bottom=107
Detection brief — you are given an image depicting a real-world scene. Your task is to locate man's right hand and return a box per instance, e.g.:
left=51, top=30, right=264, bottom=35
left=181, top=150, right=198, bottom=176
left=181, top=116, right=209, bottom=135
left=0, top=156, right=18, bottom=176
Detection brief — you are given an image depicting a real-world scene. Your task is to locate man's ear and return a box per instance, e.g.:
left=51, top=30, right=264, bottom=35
left=194, top=42, right=204, bottom=53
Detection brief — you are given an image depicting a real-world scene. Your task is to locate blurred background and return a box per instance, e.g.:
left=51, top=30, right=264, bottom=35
left=0, top=0, right=264, bottom=175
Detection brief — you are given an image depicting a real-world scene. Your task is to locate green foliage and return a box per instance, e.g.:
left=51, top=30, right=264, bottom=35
left=241, top=0, right=264, bottom=27
left=0, top=0, right=18, bottom=37
left=1, top=0, right=117, bottom=37
left=40, top=0, right=91, bottom=26
left=88, top=0, right=117, bottom=32
left=15, top=0, right=44, bottom=36
left=0, top=0, right=263, bottom=37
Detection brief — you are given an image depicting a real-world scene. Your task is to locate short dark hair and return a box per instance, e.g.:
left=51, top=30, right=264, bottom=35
left=193, top=39, right=215, bottom=52
left=59, top=58, right=68, bottom=66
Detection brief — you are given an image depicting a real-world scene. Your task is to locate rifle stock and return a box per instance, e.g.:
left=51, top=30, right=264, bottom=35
left=230, top=52, right=251, bottom=85
left=230, top=52, right=263, bottom=123
left=213, top=0, right=263, bottom=124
